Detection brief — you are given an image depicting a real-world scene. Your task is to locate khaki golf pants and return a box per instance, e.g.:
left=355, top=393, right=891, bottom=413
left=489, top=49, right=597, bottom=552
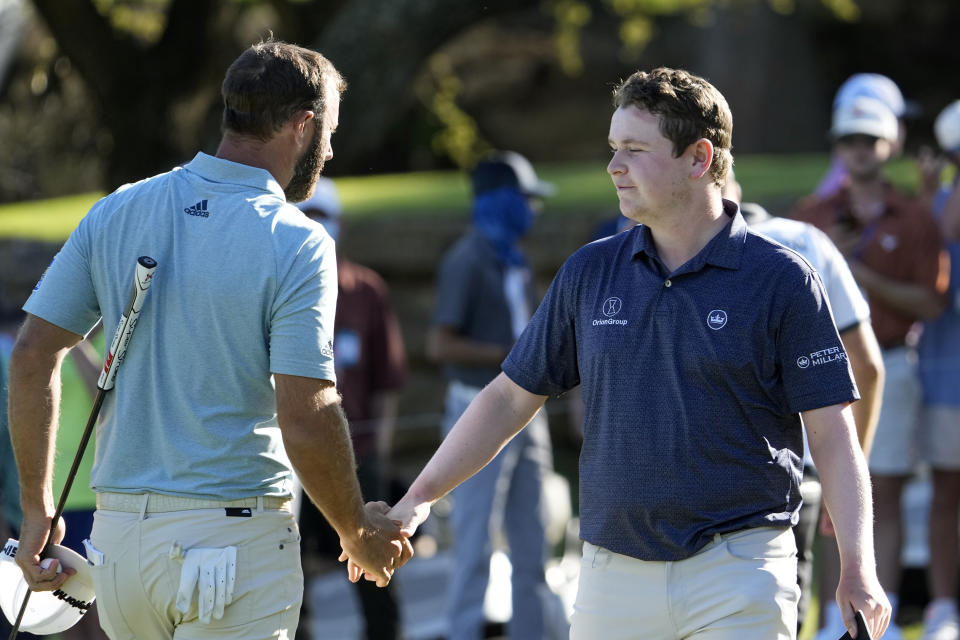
left=87, top=493, right=302, bottom=640
left=570, top=527, right=799, bottom=640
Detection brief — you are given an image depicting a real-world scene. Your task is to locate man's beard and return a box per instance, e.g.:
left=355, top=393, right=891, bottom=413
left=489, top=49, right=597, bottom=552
left=285, top=126, right=325, bottom=203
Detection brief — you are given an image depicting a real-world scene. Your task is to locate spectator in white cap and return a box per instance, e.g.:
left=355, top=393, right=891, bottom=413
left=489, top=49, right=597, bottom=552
left=817, top=73, right=915, bottom=199
left=298, top=176, right=342, bottom=241
left=793, top=91, right=951, bottom=640
left=915, top=99, right=960, bottom=640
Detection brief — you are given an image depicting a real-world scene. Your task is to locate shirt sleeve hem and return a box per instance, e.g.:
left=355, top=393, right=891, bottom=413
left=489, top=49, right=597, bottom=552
left=502, top=361, right=565, bottom=397
left=788, top=389, right=859, bottom=415
left=21, top=302, right=95, bottom=338
left=269, top=360, right=336, bottom=383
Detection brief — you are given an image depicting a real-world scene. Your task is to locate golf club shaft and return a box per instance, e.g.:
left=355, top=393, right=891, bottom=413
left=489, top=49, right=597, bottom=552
left=8, top=256, right=157, bottom=640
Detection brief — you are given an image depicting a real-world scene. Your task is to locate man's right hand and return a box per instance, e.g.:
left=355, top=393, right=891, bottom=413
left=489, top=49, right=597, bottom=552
left=385, top=495, right=431, bottom=538
left=338, top=503, right=413, bottom=587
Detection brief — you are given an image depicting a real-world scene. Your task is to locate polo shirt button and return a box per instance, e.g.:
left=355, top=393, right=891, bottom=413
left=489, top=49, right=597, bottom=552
left=664, top=279, right=672, bottom=288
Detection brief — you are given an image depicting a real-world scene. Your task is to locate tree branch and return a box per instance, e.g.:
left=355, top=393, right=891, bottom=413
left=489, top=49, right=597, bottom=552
left=316, top=0, right=542, bottom=170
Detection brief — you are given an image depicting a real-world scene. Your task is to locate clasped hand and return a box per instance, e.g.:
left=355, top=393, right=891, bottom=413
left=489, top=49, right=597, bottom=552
left=337, top=502, right=416, bottom=587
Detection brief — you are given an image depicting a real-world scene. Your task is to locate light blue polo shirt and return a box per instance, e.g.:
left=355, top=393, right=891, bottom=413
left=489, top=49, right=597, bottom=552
left=503, top=200, right=859, bottom=560
left=25, top=152, right=337, bottom=500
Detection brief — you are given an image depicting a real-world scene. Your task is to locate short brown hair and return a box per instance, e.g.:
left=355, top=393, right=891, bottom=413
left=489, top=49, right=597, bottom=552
left=221, top=40, right=346, bottom=140
left=612, top=67, right=733, bottom=187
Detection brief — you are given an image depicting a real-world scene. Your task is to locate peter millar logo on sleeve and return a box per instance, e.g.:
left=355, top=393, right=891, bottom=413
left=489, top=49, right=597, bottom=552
left=593, top=297, right=628, bottom=326
left=797, top=345, right=847, bottom=369
left=184, top=200, right=210, bottom=218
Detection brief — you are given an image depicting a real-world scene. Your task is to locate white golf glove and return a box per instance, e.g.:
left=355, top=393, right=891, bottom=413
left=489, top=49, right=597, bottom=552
left=175, top=546, right=237, bottom=623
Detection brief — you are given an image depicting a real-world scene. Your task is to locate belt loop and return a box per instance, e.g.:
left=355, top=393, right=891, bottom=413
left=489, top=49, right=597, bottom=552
left=256, top=496, right=264, bottom=514
left=138, top=494, right=149, bottom=521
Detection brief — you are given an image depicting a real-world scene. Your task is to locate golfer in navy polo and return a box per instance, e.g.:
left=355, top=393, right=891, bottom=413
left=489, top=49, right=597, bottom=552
left=383, top=68, right=890, bottom=639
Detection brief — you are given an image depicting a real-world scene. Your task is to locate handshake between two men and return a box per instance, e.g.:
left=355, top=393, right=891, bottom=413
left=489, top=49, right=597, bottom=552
left=337, top=497, right=432, bottom=586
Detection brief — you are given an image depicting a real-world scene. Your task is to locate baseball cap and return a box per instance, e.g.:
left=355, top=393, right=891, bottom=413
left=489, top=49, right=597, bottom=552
left=0, top=538, right=96, bottom=634
left=470, top=151, right=555, bottom=198
left=831, top=97, right=899, bottom=142
left=935, top=100, right=960, bottom=153
left=833, top=73, right=912, bottom=119
left=296, top=177, right=342, bottom=217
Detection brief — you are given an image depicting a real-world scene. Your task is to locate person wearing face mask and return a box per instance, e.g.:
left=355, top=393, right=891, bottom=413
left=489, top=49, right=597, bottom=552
left=295, top=178, right=408, bottom=640
left=425, top=151, right=566, bottom=640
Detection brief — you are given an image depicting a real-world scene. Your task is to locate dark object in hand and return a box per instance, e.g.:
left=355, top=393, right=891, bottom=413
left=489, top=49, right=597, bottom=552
left=838, top=610, right=872, bottom=640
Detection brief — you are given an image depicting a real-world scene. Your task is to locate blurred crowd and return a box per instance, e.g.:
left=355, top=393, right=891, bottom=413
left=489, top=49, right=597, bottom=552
left=1, top=69, right=959, bottom=640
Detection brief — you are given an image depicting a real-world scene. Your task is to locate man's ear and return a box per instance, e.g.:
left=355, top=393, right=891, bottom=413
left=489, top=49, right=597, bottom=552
left=688, top=138, right=714, bottom=180
left=292, top=109, right=315, bottom=141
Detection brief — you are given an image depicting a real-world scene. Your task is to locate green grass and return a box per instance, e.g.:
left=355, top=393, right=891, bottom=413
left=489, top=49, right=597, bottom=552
left=0, top=193, right=104, bottom=241
left=0, top=153, right=923, bottom=241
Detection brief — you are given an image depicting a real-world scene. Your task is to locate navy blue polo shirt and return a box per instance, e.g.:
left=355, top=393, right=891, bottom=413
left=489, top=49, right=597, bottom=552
left=503, top=201, right=859, bottom=561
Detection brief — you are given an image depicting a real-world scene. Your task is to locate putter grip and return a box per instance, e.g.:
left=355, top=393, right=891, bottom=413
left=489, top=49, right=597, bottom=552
left=97, top=256, right=157, bottom=391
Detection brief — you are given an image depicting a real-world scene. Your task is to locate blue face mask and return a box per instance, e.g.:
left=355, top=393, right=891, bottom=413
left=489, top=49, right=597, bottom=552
left=472, top=187, right=535, bottom=265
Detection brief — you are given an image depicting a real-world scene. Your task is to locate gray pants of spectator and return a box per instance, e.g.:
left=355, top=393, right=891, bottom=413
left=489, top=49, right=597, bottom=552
left=442, top=381, right=555, bottom=640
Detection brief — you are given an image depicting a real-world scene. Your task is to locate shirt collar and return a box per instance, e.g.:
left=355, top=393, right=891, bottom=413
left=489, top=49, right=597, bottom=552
left=182, top=152, right=286, bottom=199
left=631, top=198, right=746, bottom=272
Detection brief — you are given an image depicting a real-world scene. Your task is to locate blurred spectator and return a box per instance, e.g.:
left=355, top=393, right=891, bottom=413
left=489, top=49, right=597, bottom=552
left=915, top=100, right=960, bottom=640
left=793, top=95, right=951, bottom=640
left=589, top=213, right=636, bottom=241
left=426, top=151, right=565, bottom=640
left=53, top=333, right=110, bottom=640
left=816, top=73, right=916, bottom=199
left=725, top=172, right=884, bottom=637
left=296, top=178, right=408, bottom=640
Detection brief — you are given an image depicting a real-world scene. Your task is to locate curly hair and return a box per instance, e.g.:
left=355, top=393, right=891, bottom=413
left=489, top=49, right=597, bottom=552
left=612, top=67, right=733, bottom=187
left=221, top=39, right=346, bottom=140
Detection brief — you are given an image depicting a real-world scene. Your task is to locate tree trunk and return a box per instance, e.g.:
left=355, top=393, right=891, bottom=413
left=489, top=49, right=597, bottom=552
left=30, top=0, right=238, bottom=188
left=314, top=0, right=539, bottom=173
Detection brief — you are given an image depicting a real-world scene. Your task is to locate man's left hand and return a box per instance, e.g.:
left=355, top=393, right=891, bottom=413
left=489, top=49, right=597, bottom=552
left=836, top=567, right=891, bottom=639
left=14, top=512, right=74, bottom=591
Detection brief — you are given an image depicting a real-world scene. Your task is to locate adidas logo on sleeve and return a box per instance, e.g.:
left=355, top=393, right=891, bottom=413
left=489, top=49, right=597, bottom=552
left=184, top=200, right=210, bottom=218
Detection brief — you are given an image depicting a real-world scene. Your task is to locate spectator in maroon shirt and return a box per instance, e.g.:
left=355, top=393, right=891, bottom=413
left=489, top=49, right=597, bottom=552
left=296, top=178, right=408, bottom=640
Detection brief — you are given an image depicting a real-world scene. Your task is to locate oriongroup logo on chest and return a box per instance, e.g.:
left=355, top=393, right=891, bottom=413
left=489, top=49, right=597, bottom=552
left=593, top=296, right=628, bottom=326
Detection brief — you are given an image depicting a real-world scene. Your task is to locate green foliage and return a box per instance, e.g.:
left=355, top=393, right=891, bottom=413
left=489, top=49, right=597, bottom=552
left=90, top=0, right=169, bottom=43
left=767, top=0, right=860, bottom=21
left=415, top=54, right=489, bottom=169
left=0, top=19, right=106, bottom=203
left=543, top=0, right=593, bottom=75
left=819, top=0, right=860, bottom=21
left=542, top=0, right=864, bottom=69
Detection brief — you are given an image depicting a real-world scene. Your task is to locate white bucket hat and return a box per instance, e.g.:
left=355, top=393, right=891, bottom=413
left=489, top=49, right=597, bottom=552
left=831, top=96, right=899, bottom=142
left=0, top=538, right=96, bottom=634
left=833, top=73, right=908, bottom=118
